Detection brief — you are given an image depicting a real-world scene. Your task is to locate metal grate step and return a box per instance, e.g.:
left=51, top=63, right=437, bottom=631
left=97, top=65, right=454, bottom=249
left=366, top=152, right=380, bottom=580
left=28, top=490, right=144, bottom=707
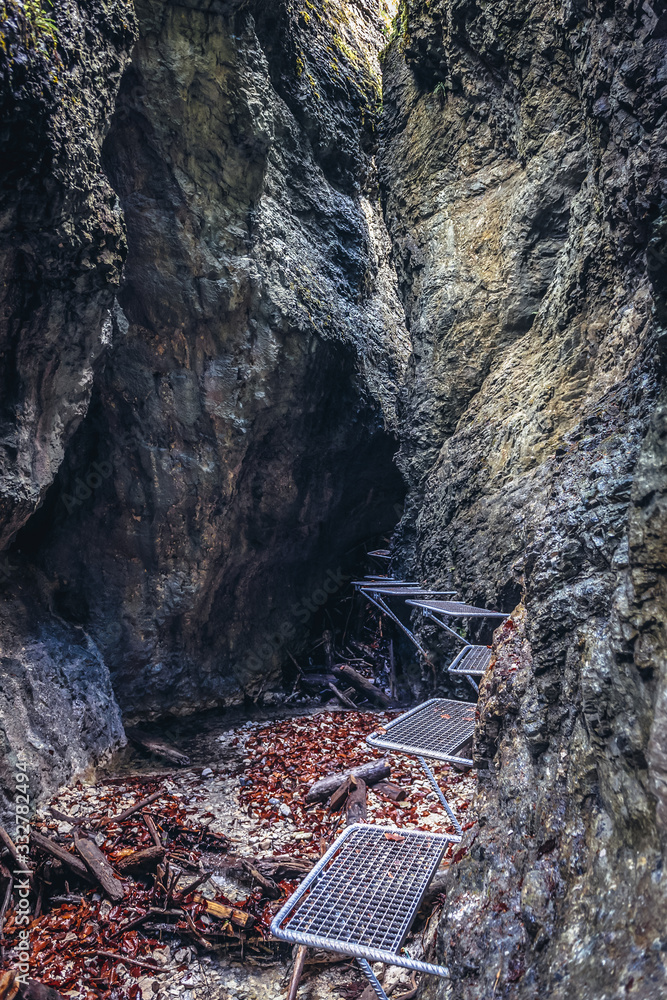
left=367, top=698, right=476, bottom=766
left=271, top=824, right=453, bottom=975
left=448, top=645, right=492, bottom=677
left=406, top=598, right=508, bottom=618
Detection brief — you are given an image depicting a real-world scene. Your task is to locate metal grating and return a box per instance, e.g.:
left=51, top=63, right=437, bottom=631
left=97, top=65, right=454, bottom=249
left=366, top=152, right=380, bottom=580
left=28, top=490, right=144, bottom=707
left=361, top=586, right=457, bottom=597
left=406, top=599, right=508, bottom=618
left=272, top=824, right=450, bottom=956
left=367, top=698, right=476, bottom=765
left=448, top=645, right=492, bottom=677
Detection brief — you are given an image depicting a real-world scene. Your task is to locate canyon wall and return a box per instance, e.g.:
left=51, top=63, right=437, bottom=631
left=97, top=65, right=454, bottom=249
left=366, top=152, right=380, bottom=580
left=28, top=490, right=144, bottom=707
left=0, top=0, right=408, bottom=813
left=1, top=1, right=666, bottom=995
left=378, top=1, right=667, bottom=996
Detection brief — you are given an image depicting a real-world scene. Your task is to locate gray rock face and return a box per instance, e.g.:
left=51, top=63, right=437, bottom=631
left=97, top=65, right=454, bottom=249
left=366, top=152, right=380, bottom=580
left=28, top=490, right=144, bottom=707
left=379, top=0, right=667, bottom=996
left=0, top=0, right=136, bottom=816
left=0, top=0, right=137, bottom=549
left=26, top=0, right=408, bottom=718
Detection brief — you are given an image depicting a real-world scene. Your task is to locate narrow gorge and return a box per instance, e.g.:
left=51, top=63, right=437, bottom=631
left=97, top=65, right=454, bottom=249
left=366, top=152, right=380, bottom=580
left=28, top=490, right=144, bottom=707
left=0, top=0, right=665, bottom=998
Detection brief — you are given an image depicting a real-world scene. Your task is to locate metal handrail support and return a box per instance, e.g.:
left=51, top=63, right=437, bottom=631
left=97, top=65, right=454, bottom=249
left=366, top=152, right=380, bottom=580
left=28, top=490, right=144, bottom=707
left=358, top=959, right=390, bottom=1000
left=363, top=591, right=429, bottom=657
left=418, top=755, right=463, bottom=837
left=423, top=610, right=472, bottom=645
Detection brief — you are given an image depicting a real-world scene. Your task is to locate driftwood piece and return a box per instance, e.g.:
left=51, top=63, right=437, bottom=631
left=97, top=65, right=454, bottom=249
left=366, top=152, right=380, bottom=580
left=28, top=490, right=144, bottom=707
left=345, top=779, right=367, bottom=826
left=327, top=776, right=356, bottom=814
left=75, top=837, right=125, bottom=902
left=298, top=673, right=338, bottom=694
left=327, top=682, right=357, bottom=709
left=372, top=781, right=408, bottom=802
left=305, top=759, right=390, bottom=803
left=333, top=664, right=392, bottom=707
left=192, top=893, right=255, bottom=928
left=287, top=945, right=308, bottom=1000
left=30, top=832, right=92, bottom=882
left=100, top=789, right=164, bottom=826
left=241, top=859, right=280, bottom=899
left=0, top=826, right=32, bottom=880
left=125, top=728, right=191, bottom=766
left=115, top=844, right=165, bottom=875
left=142, top=810, right=163, bottom=847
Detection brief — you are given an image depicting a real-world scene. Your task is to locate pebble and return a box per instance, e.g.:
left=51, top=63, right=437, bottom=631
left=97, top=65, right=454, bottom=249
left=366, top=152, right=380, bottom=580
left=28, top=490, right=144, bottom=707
left=201, top=767, right=214, bottom=777
left=279, top=803, right=291, bottom=816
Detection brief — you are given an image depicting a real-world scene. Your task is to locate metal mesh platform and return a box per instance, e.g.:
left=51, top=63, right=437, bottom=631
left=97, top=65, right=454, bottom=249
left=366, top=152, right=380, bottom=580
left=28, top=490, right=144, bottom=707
left=406, top=599, right=508, bottom=618
left=448, top=645, right=493, bottom=677
left=271, top=824, right=452, bottom=975
left=367, top=698, right=476, bottom=765
left=360, top=586, right=456, bottom=597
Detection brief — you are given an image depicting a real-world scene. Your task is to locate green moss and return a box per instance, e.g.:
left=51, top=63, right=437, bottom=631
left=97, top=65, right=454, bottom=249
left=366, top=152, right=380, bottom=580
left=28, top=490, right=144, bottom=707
left=23, top=0, right=58, bottom=48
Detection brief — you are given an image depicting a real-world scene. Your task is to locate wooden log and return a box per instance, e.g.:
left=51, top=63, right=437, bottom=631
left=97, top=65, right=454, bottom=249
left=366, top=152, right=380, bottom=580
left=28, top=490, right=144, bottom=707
left=241, top=860, right=280, bottom=900
left=142, top=810, right=162, bottom=847
left=333, top=664, right=392, bottom=707
left=192, top=893, right=255, bottom=928
left=298, top=673, right=338, bottom=694
left=0, top=826, right=32, bottom=880
left=0, top=971, right=19, bottom=1000
left=115, top=845, right=165, bottom=875
left=371, top=781, right=408, bottom=803
left=74, top=837, right=125, bottom=902
left=287, top=945, right=308, bottom=1000
left=125, top=728, right=191, bottom=766
left=305, top=759, right=390, bottom=804
left=95, top=950, right=173, bottom=974
left=100, top=789, right=164, bottom=826
left=327, top=775, right=356, bottom=814
left=30, top=831, right=92, bottom=882
left=345, top=779, right=367, bottom=826
left=327, top=682, right=357, bottom=710
left=259, top=857, right=315, bottom=881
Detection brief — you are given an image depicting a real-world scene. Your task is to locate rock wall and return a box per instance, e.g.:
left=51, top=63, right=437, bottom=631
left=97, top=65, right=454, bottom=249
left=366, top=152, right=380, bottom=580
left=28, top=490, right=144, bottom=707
left=0, top=0, right=409, bottom=812
left=378, top=1, right=667, bottom=996
left=0, top=0, right=136, bottom=821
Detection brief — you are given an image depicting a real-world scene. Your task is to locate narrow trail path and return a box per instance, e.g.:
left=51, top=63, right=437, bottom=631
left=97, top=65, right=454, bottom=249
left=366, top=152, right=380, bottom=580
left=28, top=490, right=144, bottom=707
left=6, top=711, right=475, bottom=1000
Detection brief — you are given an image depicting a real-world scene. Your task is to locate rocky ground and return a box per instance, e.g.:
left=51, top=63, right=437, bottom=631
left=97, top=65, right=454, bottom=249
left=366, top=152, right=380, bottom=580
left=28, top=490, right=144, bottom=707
left=1, top=708, right=474, bottom=1000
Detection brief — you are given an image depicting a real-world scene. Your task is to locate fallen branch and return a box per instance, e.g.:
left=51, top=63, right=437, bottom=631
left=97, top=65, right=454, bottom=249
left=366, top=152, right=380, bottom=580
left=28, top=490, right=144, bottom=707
left=75, top=837, right=125, bottom=902
left=30, top=832, right=92, bottom=883
left=99, top=790, right=165, bottom=826
left=327, top=682, right=357, bottom=710
left=94, top=950, right=173, bottom=974
left=334, top=664, right=392, bottom=707
left=345, top=779, right=367, bottom=826
left=241, top=860, right=280, bottom=900
left=125, top=728, right=191, bottom=766
left=305, top=759, right=390, bottom=804
left=115, top=845, right=165, bottom=875
left=142, top=811, right=162, bottom=848
left=0, top=826, right=32, bottom=881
